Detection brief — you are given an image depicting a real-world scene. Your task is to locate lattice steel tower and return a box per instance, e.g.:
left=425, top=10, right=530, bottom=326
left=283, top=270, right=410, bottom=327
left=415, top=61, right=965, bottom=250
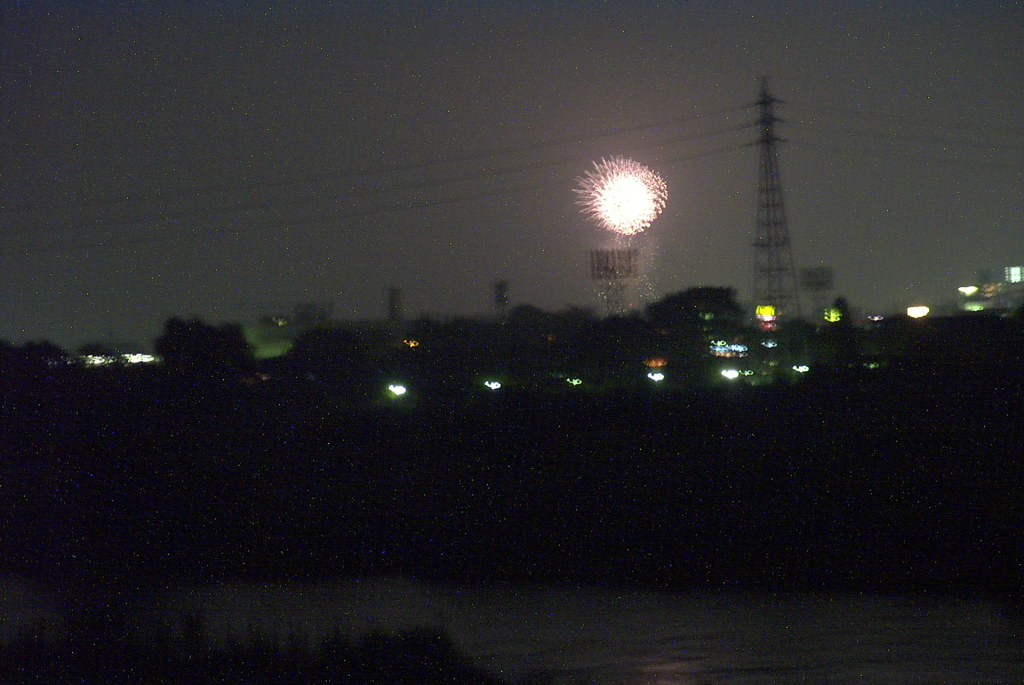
left=752, top=77, right=801, bottom=325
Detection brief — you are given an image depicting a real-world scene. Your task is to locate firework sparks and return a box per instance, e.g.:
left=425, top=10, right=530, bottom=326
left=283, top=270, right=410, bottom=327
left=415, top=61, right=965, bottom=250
left=575, top=156, right=667, bottom=236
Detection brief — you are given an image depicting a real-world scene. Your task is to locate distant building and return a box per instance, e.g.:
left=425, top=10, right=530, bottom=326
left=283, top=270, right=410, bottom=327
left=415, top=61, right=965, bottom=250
left=957, top=266, right=1024, bottom=313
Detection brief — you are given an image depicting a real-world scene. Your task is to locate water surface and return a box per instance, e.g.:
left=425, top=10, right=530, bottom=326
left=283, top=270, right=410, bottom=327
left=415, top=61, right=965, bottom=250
left=4, top=576, right=1020, bottom=683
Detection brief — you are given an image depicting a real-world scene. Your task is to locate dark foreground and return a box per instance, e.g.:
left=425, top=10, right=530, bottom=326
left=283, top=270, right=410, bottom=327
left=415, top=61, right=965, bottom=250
left=1, top=627, right=502, bottom=684
left=2, top=364, right=1022, bottom=680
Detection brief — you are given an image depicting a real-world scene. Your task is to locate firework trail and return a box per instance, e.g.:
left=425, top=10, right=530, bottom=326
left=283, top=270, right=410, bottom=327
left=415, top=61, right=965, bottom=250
left=575, top=156, right=667, bottom=236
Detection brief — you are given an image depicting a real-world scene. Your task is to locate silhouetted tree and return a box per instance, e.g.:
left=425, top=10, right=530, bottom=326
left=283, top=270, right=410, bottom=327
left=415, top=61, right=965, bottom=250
left=285, top=327, right=376, bottom=395
left=0, top=340, right=75, bottom=384
left=154, top=317, right=254, bottom=379
left=645, top=286, right=743, bottom=333
left=644, top=287, right=745, bottom=381
left=573, top=313, right=653, bottom=383
left=816, top=296, right=861, bottom=369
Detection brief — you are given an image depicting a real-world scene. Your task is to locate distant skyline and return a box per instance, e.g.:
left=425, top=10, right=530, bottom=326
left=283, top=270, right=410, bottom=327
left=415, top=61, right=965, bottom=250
left=2, top=1, right=1021, bottom=348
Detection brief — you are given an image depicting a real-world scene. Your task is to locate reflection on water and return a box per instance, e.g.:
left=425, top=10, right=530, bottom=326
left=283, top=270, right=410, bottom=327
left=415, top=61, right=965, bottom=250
left=3, top=576, right=1021, bottom=683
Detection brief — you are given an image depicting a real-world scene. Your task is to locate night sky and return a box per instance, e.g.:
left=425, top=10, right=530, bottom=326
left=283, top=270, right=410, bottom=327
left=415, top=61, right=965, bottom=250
left=2, top=1, right=1021, bottom=349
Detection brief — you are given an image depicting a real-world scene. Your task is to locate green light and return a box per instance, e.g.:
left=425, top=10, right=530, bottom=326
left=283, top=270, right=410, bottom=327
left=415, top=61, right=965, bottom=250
left=823, top=307, right=842, bottom=323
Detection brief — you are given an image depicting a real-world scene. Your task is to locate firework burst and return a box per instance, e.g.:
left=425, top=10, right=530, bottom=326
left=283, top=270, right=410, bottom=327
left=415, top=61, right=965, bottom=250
left=575, top=156, right=667, bottom=236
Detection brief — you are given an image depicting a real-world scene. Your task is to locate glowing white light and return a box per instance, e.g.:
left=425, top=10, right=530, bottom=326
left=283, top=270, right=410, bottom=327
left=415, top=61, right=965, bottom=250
left=566, top=378, right=583, bottom=386
left=709, top=342, right=748, bottom=357
left=82, top=354, right=116, bottom=367
left=792, top=365, right=810, bottom=373
left=646, top=372, right=665, bottom=382
left=906, top=306, right=930, bottom=319
left=761, top=340, right=778, bottom=348
left=484, top=381, right=502, bottom=390
left=575, top=156, right=667, bottom=236
left=958, top=286, right=979, bottom=296
left=387, top=384, right=407, bottom=397
left=721, top=369, right=740, bottom=380
left=123, top=353, right=156, bottom=364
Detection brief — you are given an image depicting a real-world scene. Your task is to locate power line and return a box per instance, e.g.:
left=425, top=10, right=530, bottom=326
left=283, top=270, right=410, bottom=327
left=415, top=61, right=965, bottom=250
left=786, top=102, right=1024, bottom=138
left=5, top=143, right=751, bottom=255
left=787, top=118, right=1024, bottom=155
left=4, top=95, right=1018, bottom=256
left=0, top=105, right=748, bottom=216
left=787, top=139, right=1022, bottom=172
left=2, top=121, right=752, bottom=240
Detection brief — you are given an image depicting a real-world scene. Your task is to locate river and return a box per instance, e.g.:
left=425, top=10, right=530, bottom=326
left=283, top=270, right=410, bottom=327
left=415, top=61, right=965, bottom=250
left=3, top=576, right=1021, bottom=683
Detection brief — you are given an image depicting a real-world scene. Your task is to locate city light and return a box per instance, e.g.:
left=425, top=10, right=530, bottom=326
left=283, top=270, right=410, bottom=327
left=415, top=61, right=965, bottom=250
left=646, top=372, right=665, bottom=382
left=792, top=365, right=810, bottom=373
left=80, top=353, right=158, bottom=366
left=709, top=341, right=748, bottom=357
left=483, top=380, right=502, bottom=390
left=82, top=354, right=117, bottom=367
left=387, top=384, right=408, bottom=397
left=755, top=304, right=778, bottom=331
left=721, top=369, right=740, bottom=380
left=906, top=306, right=930, bottom=319
left=957, top=286, right=979, bottom=296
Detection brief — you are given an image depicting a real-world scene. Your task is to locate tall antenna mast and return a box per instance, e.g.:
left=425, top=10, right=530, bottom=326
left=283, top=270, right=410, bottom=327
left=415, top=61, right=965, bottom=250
left=752, top=77, right=801, bottom=328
